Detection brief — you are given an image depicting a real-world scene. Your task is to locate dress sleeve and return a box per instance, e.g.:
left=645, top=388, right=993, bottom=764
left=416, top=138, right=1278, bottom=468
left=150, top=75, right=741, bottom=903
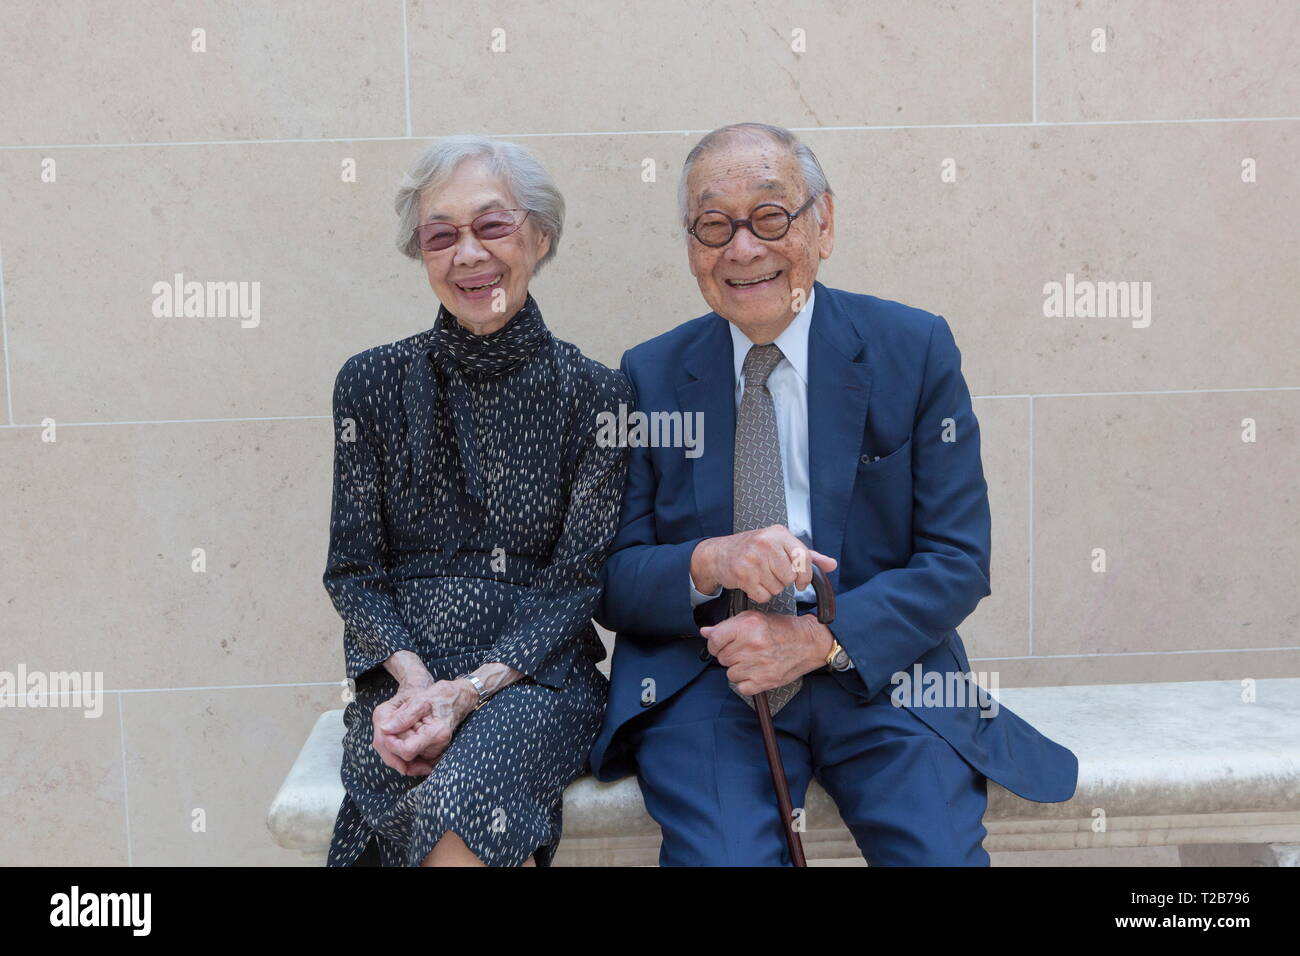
left=322, top=357, right=418, bottom=682
left=485, top=366, right=634, bottom=690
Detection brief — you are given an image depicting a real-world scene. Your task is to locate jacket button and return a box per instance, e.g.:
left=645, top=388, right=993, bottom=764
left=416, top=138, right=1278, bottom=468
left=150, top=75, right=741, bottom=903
left=699, top=645, right=711, bottom=662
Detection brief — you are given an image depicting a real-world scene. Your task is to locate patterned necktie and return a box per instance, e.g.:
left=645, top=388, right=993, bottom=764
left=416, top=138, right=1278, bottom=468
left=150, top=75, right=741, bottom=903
left=731, top=342, right=802, bottom=715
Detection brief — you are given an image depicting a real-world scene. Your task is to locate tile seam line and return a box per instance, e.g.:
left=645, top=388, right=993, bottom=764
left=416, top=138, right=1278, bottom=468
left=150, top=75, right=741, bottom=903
left=0, top=241, right=11, bottom=425
left=2, top=385, right=1298, bottom=430
left=3, top=115, right=1300, bottom=151
left=2, top=680, right=344, bottom=700
left=974, top=645, right=1300, bottom=661
left=400, top=0, right=412, bottom=138
left=1, top=414, right=331, bottom=428
left=1031, top=0, right=1037, bottom=125
left=1028, top=395, right=1034, bottom=656
left=5, top=648, right=1297, bottom=699
left=117, top=693, right=133, bottom=867
left=985, top=385, right=1300, bottom=399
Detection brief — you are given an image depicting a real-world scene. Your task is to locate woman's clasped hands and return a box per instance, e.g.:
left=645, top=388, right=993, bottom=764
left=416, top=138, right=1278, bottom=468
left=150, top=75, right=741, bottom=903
left=371, top=668, right=478, bottom=776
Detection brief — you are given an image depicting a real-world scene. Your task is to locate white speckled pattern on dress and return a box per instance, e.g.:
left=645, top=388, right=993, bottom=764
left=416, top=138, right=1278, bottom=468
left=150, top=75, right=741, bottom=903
left=322, top=296, right=632, bottom=867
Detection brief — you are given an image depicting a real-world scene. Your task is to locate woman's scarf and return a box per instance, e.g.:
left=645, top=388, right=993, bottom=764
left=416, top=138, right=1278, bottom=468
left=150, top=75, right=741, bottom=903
left=426, top=294, right=553, bottom=508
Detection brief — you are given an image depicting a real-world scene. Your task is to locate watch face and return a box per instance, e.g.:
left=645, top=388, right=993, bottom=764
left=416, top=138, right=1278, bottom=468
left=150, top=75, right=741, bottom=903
left=831, top=649, right=850, bottom=671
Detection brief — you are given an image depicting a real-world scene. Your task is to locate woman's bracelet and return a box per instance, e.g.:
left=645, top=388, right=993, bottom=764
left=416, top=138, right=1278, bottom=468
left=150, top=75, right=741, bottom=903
left=454, top=672, right=490, bottom=710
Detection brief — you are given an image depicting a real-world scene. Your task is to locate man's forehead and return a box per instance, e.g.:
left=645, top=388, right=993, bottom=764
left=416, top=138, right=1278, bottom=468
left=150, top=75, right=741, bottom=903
left=691, top=164, right=801, bottom=208
left=696, top=175, right=784, bottom=201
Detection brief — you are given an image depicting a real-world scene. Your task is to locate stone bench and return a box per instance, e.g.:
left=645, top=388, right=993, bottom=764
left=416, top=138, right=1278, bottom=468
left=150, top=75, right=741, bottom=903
left=268, top=678, right=1300, bottom=865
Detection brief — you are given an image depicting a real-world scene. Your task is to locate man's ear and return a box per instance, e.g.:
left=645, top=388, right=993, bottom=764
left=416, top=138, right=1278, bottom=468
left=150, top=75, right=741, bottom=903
left=817, top=193, right=835, bottom=260
left=686, top=230, right=701, bottom=278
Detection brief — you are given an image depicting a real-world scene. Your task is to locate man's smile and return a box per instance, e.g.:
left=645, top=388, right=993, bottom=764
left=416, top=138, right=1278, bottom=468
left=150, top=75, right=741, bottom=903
left=725, top=269, right=783, bottom=289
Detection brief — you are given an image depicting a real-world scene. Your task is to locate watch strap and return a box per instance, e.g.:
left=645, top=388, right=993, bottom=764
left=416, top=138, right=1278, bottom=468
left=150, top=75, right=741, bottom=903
left=825, top=641, right=853, bottom=672
left=455, top=672, right=488, bottom=709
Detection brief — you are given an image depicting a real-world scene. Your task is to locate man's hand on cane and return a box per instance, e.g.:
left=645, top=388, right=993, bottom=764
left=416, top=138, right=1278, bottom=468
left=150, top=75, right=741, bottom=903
left=693, top=524, right=839, bottom=694
left=690, top=524, right=837, bottom=602
left=702, top=611, right=835, bottom=695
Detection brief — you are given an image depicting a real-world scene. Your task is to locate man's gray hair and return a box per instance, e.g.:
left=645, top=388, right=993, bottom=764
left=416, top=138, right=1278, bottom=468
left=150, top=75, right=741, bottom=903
left=395, top=135, right=564, bottom=269
left=677, top=122, right=833, bottom=228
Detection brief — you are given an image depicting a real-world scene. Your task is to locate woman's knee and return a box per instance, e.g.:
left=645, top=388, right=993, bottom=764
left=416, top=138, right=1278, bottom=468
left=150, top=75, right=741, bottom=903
left=420, top=829, right=485, bottom=867
left=419, top=829, right=541, bottom=867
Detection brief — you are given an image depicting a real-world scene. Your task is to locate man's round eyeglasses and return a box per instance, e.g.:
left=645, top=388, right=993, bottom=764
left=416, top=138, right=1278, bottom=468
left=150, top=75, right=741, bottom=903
left=688, top=196, right=817, bottom=248
left=414, top=208, right=531, bottom=253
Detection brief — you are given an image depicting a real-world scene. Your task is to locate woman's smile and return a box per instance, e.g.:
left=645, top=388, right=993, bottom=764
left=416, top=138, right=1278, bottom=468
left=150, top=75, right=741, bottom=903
left=453, top=272, right=504, bottom=298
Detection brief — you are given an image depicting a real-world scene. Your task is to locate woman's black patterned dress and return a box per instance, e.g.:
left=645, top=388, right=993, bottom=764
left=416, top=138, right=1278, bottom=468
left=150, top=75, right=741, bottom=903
left=322, top=296, right=632, bottom=867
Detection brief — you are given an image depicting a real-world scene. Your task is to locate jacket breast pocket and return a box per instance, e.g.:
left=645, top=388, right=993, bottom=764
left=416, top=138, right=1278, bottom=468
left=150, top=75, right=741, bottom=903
left=843, top=434, right=914, bottom=570
left=855, top=434, right=912, bottom=484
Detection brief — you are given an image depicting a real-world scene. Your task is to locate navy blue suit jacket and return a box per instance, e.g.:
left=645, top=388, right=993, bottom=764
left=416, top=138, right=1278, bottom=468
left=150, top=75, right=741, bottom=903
left=590, top=282, right=1078, bottom=804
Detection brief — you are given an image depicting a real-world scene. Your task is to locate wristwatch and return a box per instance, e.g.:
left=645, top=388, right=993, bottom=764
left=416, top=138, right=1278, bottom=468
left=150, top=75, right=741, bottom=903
left=825, top=640, right=852, bottom=672
left=454, top=672, right=490, bottom=710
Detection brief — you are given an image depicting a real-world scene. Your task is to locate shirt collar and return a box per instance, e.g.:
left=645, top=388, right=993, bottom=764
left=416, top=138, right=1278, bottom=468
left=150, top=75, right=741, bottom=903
left=727, top=286, right=815, bottom=388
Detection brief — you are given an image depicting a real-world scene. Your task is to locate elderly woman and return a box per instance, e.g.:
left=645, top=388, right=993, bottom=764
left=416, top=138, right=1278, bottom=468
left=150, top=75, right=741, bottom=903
left=323, top=136, right=631, bottom=867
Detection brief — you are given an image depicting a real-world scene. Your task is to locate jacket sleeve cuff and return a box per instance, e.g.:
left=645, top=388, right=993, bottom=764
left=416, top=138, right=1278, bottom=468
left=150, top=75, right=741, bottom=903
left=343, top=623, right=417, bottom=683
left=689, top=571, right=724, bottom=607
left=828, top=593, right=940, bottom=700
left=487, top=640, right=577, bottom=692
left=600, top=536, right=711, bottom=637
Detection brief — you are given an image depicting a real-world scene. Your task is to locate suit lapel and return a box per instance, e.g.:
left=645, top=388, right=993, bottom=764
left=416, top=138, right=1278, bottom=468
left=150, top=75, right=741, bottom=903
left=676, top=315, right=736, bottom=538
left=807, top=283, right=872, bottom=590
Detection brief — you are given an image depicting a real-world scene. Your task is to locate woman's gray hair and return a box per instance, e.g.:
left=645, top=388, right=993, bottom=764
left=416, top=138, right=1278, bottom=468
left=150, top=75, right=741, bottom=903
left=677, top=122, right=833, bottom=228
left=395, top=135, right=564, bottom=269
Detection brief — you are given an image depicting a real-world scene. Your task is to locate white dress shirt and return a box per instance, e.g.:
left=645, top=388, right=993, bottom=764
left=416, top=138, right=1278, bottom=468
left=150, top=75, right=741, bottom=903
left=690, top=288, right=817, bottom=606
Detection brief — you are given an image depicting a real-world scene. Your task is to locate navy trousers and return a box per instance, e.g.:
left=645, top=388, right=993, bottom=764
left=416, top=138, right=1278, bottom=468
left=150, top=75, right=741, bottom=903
left=626, top=661, right=991, bottom=866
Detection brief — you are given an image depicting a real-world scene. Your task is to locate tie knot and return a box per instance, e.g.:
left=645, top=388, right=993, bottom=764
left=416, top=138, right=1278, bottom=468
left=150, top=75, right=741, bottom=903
left=742, top=343, right=784, bottom=388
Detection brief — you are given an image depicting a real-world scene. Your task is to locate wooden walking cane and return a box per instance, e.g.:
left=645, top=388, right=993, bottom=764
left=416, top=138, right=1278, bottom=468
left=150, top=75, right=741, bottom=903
left=727, top=563, right=836, bottom=868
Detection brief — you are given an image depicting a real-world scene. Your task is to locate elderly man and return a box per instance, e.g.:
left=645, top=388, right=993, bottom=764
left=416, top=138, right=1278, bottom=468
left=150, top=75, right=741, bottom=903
left=590, top=122, right=1077, bottom=866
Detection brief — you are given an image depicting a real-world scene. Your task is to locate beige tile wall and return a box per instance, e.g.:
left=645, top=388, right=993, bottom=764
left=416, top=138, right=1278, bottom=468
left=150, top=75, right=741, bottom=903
left=0, top=0, right=1296, bottom=865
